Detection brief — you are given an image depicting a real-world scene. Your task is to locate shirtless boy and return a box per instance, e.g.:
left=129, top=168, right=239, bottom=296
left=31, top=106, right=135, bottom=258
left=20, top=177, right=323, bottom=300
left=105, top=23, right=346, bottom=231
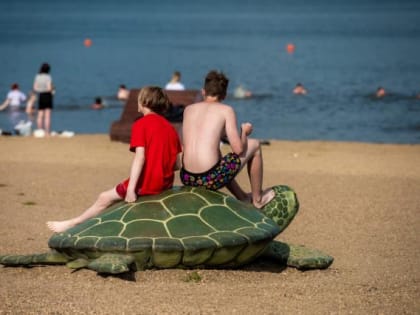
left=180, top=70, right=274, bottom=208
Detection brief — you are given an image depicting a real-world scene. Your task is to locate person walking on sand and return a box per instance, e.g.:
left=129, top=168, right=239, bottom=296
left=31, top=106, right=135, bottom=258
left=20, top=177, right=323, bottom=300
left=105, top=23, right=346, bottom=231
left=47, top=86, right=182, bottom=233
left=180, top=70, right=274, bottom=209
left=33, top=62, right=54, bottom=135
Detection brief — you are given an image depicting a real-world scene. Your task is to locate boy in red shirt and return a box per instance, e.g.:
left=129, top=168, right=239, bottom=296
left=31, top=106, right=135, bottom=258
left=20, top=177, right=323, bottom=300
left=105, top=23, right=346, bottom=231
left=47, top=86, right=182, bottom=233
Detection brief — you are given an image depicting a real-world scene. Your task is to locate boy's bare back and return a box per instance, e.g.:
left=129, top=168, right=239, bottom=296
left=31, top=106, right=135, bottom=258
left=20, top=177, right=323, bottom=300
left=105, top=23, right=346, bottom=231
left=182, top=100, right=242, bottom=173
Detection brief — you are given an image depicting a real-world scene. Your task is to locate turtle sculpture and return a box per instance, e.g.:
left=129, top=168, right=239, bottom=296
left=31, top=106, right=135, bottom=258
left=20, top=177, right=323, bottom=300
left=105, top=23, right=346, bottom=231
left=0, top=185, right=333, bottom=275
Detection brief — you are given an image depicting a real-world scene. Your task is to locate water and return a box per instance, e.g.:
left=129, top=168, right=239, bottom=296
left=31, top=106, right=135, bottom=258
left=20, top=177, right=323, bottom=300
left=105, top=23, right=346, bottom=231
left=1, top=0, right=419, bottom=143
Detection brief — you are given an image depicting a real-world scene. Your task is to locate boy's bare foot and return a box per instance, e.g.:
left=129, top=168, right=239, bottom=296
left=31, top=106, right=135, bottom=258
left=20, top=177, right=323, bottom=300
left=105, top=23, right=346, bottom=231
left=253, top=188, right=275, bottom=209
left=47, top=220, right=75, bottom=233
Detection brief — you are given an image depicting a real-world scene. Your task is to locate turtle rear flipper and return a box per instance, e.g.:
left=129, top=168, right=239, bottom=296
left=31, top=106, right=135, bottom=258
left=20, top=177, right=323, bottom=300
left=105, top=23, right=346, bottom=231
left=0, top=251, right=69, bottom=266
left=261, top=241, right=334, bottom=270
left=286, top=243, right=334, bottom=270
left=87, top=253, right=135, bottom=274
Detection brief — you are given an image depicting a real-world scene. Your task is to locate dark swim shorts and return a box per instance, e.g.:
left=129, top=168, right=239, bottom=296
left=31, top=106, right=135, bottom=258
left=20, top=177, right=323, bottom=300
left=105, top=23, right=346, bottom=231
left=180, top=152, right=241, bottom=190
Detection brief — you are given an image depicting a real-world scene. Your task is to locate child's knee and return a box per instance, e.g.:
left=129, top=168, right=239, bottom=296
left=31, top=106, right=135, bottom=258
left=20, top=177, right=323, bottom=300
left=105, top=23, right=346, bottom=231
left=98, top=191, right=111, bottom=203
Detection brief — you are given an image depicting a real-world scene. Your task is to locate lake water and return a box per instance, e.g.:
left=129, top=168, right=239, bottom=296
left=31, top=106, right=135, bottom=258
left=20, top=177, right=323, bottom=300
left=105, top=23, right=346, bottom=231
left=1, top=0, right=419, bottom=143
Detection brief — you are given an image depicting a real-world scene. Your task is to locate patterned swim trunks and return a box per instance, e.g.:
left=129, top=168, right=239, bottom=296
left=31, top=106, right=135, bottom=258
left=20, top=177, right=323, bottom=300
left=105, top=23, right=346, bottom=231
left=180, top=152, right=241, bottom=190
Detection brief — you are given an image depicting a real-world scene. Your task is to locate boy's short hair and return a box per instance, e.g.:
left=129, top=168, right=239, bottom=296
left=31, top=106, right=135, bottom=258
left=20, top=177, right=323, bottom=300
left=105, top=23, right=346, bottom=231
left=204, top=70, right=229, bottom=100
left=138, top=86, right=171, bottom=115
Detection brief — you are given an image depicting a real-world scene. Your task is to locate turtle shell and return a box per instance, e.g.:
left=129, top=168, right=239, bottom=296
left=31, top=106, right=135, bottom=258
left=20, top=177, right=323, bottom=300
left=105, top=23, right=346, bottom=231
left=48, top=186, right=281, bottom=269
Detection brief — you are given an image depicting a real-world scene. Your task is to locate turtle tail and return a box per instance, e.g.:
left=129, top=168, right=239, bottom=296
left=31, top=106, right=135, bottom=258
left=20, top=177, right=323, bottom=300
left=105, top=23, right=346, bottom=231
left=261, top=185, right=299, bottom=232
left=0, top=250, right=69, bottom=266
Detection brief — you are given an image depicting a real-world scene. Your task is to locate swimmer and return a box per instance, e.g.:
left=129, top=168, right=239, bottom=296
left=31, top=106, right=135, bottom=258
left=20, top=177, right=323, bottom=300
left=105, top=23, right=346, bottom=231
left=91, top=97, right=104, bottom=110
left=233, top=85, right=252, bottom=99
left=293, top=83, right=307, bottom=95
left=375, top=87, right=386, bottom=98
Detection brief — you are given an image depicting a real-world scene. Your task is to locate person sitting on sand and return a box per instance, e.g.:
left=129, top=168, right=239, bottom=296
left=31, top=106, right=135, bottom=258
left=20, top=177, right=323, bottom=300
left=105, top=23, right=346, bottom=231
left=293, top=83, right=307, bottom=95
left=165, top=71, right=185, bottom=91
left=47, top=86, right=182, bottom=233
left=117, top=84, right=130, bottom=101
left=180, top=70, right=274, bottom=209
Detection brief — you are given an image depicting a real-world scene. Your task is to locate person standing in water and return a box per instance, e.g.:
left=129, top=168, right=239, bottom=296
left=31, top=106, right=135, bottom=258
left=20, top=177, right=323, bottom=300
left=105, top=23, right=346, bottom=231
left=165, top=71, right=185, bottom=91
left=0, top=83, right=28, bottom=131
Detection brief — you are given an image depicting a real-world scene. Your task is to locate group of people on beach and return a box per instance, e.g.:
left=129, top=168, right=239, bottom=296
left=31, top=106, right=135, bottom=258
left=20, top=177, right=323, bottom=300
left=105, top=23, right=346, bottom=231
left=47, top=70, right=275, bottom=233
left=0, top=62, right=54, bottom=136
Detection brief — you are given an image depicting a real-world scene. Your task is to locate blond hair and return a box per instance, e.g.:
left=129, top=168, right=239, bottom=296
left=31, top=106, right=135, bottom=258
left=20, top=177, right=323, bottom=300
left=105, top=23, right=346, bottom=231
left=138, top=86, right=171, bottom=114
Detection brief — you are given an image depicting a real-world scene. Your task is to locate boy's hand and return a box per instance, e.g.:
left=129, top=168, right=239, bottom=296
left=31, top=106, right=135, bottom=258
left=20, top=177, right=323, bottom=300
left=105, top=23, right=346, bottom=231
left=241, top=122, right=253, bottom=136
left=125, top=191, right=137, bottom=203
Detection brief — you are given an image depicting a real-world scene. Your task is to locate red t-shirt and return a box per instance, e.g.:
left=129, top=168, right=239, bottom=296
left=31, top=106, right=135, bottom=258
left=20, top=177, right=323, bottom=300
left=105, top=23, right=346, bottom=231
left=116, top=113, right=181, bottom=197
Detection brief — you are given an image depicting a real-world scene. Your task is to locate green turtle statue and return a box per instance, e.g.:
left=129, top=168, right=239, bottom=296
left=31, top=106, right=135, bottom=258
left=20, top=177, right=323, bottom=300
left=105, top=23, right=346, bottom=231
left=0, top=185, right=333, bottom=275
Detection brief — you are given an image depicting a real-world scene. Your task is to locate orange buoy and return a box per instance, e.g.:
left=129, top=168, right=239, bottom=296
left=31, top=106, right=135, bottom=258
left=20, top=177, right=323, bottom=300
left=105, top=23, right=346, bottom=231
left=84, top=38, right=92, bottom=47
left=286, top=43, right=295, bottom=54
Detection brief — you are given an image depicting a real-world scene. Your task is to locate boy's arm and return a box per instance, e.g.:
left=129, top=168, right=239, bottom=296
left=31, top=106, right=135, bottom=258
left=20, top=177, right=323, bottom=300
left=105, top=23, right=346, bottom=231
left=125, top=146, right=145, bottom=203
left=224, top=107, right=251, bottom=156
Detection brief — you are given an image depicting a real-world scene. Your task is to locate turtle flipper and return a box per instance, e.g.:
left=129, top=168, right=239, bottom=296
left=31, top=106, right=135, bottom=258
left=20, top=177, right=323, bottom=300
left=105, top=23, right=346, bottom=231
left=87, top=253, right=135, bottom=274
left=0, top=250, right=69, bottom=266
left=286, top=242, right=334, bottom=270
left=261, top=240, right=334, bottom=270
left=66, top=258, right=89, bottom=270
left=261, top=185, right=299, bottom=231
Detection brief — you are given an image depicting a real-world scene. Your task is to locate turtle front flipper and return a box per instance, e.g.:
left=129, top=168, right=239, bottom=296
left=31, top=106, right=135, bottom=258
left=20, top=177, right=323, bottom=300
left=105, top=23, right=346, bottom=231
left=262, top=240, right=334, bottom=270
left=261, top=185, right=299, bottom=231
left=87, top=253, right=135, bottom=274
left=0, top=250, right=69, bottom=266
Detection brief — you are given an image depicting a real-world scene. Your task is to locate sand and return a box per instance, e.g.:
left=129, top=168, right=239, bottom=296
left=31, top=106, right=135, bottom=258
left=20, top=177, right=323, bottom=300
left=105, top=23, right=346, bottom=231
left=0, top=135, right=419, bottom=314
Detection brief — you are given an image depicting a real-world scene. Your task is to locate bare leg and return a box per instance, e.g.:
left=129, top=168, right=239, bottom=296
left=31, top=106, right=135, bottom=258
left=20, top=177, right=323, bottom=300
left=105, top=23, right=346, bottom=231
left=44, top=108, right=51, bottom=134
left=47, top=188, right=122, bottom=233
left=37, top=110, right=44, bottom=130
left=226, top=179, right=248, bottom=202
left=240, top=138, right=275, bottom=209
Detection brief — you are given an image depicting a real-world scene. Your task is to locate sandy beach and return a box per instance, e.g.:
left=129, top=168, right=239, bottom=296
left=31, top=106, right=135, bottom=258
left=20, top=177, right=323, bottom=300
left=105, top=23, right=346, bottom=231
left=0, top=135, right=419, bottom=314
